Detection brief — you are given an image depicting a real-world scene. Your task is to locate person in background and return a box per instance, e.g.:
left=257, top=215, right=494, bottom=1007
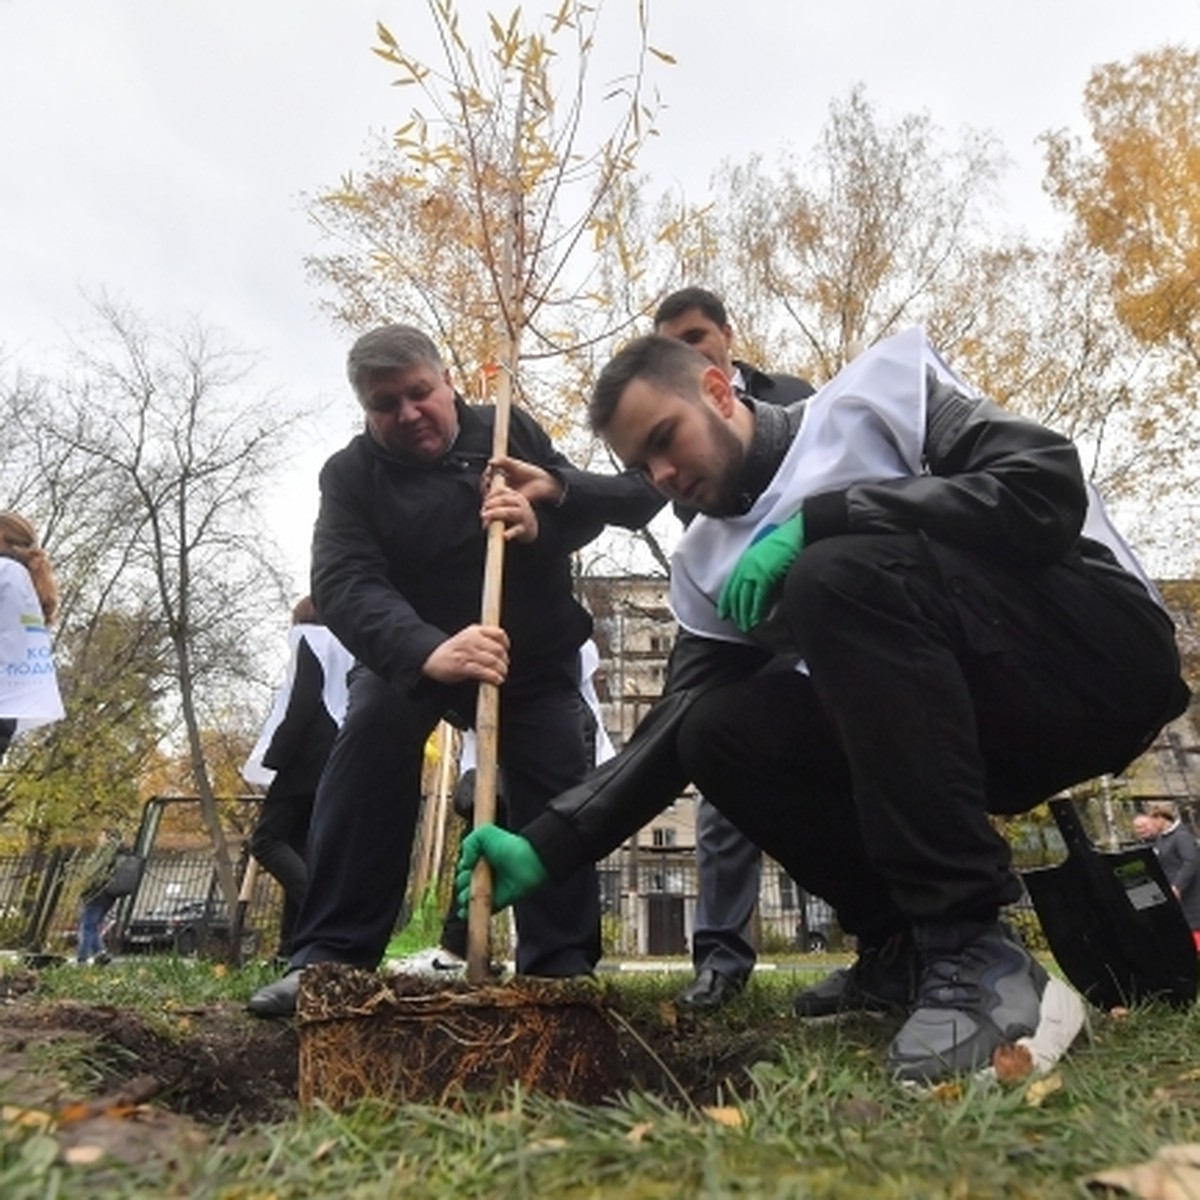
left=242, top=596, right=354, bottom=960
left=1131, top=812, right=1158, bottom=843
left=1145, top=802, right=1200, bottom=951
left=76, top=829, right=123, bottom=965
left=653, top=286, right=815, bottom=1011
left=0, top=511, right=63, bottom=762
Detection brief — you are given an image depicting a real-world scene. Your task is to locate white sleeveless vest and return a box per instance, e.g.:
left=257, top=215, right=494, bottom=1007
left=242, top=624, right=355, bottom=787
left=0, top=556, right=64, bottom=730
left=669, top=325, right=1161, bottom=649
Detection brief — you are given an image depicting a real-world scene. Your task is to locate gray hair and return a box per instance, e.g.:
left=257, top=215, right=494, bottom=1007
left=346, top=325, right=444, bottom=398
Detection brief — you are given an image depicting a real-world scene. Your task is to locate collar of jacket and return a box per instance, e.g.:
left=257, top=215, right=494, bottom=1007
left=733, top=359, right=771, bottom=398
left=730, top=397, right=805, bottom=514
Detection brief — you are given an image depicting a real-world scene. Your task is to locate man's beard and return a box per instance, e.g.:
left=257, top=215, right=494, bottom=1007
left=698, top=407, right=749, bottom=517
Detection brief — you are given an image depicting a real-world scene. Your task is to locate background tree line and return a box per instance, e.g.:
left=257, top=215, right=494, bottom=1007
left=0, top=1, right=1195, bottom=874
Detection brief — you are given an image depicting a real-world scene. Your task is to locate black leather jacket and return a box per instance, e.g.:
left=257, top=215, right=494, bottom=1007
left=521, top=372, right=1148, bottom=878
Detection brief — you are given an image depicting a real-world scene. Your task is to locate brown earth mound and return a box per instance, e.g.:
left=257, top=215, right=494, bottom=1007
left=0, top=965, right=804, bottom=1144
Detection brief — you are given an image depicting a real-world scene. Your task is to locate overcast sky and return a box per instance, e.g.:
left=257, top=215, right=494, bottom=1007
left=2, top=0, right=1197, bottom=595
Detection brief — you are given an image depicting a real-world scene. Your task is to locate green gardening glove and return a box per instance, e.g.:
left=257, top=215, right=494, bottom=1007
left=455, top=824, right=549, bottom=916
left=717, top=512, right=805, bottom=633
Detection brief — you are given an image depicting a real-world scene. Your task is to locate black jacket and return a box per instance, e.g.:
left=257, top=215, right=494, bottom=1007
left=520, top=370, right=1169, bottom=878
left=261, top=638, right=338, bottom=796
left=312, top=398, right=659, bottom=692
left=734, top=359, right=814, bottom=407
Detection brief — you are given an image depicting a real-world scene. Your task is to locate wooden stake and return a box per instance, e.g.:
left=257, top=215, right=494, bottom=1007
left=466, top=75, right=526, bottom=985
left=466, top=366, right=513, bottom=984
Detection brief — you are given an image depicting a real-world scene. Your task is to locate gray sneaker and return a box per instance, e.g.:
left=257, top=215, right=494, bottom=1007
left=793, top=931, right=918, bottom=1019
left=887, top=922, right=1085, bottom=1087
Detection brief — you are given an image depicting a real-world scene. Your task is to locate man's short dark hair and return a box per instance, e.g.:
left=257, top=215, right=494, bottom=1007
left=292, top=595, right=321, bottom=625
left=653, top=287, right=728, bottom=330
left=589, top=335, right=709, bottom=432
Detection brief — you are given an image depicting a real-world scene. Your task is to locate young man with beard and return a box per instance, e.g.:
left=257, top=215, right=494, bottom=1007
left=457, top=328, right=1189, bottom=1085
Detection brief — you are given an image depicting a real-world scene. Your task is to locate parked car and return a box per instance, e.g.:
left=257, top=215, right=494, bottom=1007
left=119, top=898, right=233, bottom=956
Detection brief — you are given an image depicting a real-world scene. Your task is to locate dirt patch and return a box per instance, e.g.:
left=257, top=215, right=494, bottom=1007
left=0, top=986, right=298, bottom=1127
left=0, top=965, right=808, bottom=1159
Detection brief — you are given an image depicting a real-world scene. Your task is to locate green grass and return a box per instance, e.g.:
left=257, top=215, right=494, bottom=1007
left=19, top=953, right=279, bottom=1006
left=3, top=956, right=1200, bottom=1198
left=384, top=884, right=457, bottom=961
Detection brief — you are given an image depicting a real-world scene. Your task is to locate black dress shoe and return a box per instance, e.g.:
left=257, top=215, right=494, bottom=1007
left=247, top=969, right=301, bottom=1018
left=675, top=967, right=746, bottom=1011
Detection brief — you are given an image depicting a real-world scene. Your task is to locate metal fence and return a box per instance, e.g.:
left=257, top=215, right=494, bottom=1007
left=0, top=795, right=286, bottom=962
left=0, top=846, right=285, bottom=961
left=0, top=793, right=1192, bottom=963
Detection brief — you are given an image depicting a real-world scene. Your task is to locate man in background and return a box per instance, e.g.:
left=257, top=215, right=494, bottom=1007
left=653, top=287, right=814, bottom=1011
left=76, top=829, right=123, bottom=965
left=1145, top=802, right=1200, bottom=950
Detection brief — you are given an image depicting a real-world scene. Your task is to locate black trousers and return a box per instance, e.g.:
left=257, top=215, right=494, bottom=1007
left=249, top=788, right=312, bottom=957
left=676, top=533, right=1188, bottom=942
left=290, top=658, right=600, bottom=976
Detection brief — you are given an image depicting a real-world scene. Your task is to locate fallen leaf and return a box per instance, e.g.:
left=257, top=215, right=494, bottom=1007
left=312, top=1138, right=338, bottom=1161
left=1160, top=1146, right=1200, bottom=1165
left=702, top=1106, right=743, bottom=1128
left=63, top=1144, right=106, bottom=1165
left=1, top=1105, right=52, bottom=1131
left=928, top=1081, right=964, bottom=1103
left=1025, top=1073, right=1063, bottom=1108
left=626, top=1122, right=654, bottom=1144
left=659, top=999, right=678, bottom=1028
left=524, top=1137, right=567, bottom=1155
left=55, top=1077, right=162, bottom=1125
left=1085, top=1142, right=1200, bottom=1198
left=992, top=1043, right=1035, bottom=1085
left=104, top=1104, right=142, bottom=1121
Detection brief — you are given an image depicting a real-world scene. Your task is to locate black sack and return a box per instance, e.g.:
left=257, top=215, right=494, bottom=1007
left=100, top=850, right=143, bottom=899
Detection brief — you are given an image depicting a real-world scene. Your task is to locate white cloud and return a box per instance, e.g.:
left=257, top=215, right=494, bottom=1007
left=2, top=0, right=1195, bottom=590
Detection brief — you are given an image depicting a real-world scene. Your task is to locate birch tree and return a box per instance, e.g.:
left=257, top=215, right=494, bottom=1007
left=1043, top=45, right=1200, bottom=375
left=306, top=0, right=673, bottom=453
